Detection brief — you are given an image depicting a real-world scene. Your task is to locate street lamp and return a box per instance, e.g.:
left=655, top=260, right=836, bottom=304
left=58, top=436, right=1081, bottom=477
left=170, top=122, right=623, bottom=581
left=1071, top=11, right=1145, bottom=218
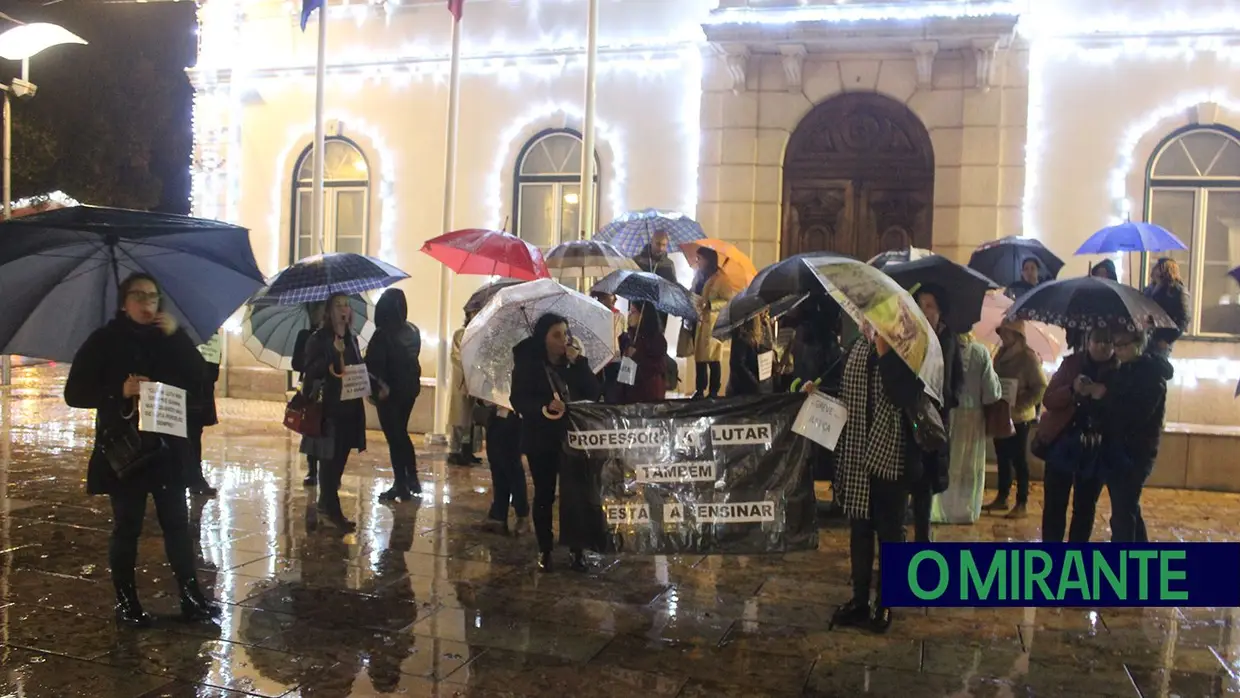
left=0, top=21, right=87, bottom=387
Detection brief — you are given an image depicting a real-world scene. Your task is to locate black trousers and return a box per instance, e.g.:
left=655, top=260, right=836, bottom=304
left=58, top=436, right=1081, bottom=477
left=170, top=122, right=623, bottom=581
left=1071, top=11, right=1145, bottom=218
left=695, top=361, right=721, bottom=397
left=527, top=448, right=561, bottom=553
left=1041, top=467, right=1103, bottom=543
left=849, top=476, right=908, bottom=605
left=909, top=477, right=933, bottom=542
left=994, top=420, right=1032, bottom=505
left=487, top=415, right=528, bottom=522
left=109, top=485, right=196, bottom=587
left=186, top=423, right=208, bottom=486
left=377, top=397, right=417, bottom=493
left=318, top=419, right=357, bottom=515
left=1107, top=461, right=1152, bottom=543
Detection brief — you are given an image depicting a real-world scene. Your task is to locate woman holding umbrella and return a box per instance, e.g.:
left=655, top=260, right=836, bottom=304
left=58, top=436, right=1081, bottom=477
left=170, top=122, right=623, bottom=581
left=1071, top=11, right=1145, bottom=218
left=510, top=313, right=602, bottom=572
left=684, top=247, right=734, bottom=399
left=64, top=272, right=221, bottom=626
left=1143, top=258, right=1190, bottom=355
left=301, top=293, right=372, bottom=532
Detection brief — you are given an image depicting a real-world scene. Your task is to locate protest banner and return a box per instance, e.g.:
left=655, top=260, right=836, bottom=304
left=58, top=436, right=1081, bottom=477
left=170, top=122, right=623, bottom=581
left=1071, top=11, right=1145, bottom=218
left=563, top=394, right=817, bottom=555
left=138, top=382, right=188, bottom=439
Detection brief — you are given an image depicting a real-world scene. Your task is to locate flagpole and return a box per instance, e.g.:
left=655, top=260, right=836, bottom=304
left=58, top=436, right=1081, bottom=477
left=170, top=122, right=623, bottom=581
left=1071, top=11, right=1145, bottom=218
left=579, top=0, right=600, bottom=240
left=312, top=3, right=328, bottom=255
left=433, top=9, right=462, bottom=441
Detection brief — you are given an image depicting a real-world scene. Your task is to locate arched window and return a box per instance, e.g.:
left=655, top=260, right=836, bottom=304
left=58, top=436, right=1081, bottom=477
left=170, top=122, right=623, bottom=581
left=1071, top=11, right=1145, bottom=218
left=291, top=138, right=370, bottom=261
left=1146, top=126, right=1240, bottom=336
left=513, top=129, right=600, bottom=248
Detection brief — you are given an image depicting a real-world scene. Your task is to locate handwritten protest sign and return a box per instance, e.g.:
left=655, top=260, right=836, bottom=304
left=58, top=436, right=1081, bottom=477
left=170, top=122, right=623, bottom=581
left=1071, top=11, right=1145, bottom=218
left=340, top=364, right=371, bottom=402
left=791, top=391, right=848, bottom=451
left=139, top=382, right=187, bottom=439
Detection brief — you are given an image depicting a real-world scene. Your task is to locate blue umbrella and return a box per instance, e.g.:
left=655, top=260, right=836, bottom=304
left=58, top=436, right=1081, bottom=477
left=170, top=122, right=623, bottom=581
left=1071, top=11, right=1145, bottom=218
left=1075, top=221, right=1187, bottom=254
left=594, top=209, right=705, bottom=256
left=0, top=206, right=265, bottom=362
left=255, top=253, right=409, bottom=305
left=590, top=269, right=699, bottom=320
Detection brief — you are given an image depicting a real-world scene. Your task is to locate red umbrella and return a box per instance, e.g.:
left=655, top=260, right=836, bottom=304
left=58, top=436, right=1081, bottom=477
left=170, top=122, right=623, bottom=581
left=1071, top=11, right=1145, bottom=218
left=421, top=228, right=550, bottom=281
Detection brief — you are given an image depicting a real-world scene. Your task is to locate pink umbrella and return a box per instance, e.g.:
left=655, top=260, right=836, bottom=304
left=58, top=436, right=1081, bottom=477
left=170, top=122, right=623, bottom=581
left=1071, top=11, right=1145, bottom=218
left=421, top=228, right=550, bottom=281
left=974, top=290, right=1064, bottom=362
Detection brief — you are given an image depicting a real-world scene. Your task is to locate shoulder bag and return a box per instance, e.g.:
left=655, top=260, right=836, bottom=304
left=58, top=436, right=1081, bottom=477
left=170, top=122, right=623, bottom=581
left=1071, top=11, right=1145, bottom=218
left=904, top=394, right=948, bottom=453
left=98, top=397, right=168, bottom=480
left=284, top=382, right=324, bottom=437
left=984, top=400, right=1016, bottom=438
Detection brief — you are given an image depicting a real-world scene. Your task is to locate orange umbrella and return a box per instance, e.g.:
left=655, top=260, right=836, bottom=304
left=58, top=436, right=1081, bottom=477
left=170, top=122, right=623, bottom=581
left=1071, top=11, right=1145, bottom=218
left=680, top=239, right=757, bottom=292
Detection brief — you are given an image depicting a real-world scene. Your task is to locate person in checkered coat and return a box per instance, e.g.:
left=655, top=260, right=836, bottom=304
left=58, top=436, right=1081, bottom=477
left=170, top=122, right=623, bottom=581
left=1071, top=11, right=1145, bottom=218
left=829, top=325, right=927, bottom=633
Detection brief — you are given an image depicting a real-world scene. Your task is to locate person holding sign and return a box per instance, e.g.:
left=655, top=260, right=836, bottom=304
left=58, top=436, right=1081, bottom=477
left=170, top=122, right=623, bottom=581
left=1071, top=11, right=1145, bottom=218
left=64, top=272, right=220, bottom=627
left=301, top=293, right=372, bottom=532
left=727, top=310, right=774, bottom=396
left=611, top=302, right=666, bottom=404
left=509, top=313, right=602, bottom=572
left=984, top=320, right=1047, bottom=520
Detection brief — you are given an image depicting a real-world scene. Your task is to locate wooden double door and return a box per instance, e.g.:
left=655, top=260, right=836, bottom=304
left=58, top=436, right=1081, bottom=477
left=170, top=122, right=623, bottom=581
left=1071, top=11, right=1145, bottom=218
left=781, top=92, right=935, bottom=260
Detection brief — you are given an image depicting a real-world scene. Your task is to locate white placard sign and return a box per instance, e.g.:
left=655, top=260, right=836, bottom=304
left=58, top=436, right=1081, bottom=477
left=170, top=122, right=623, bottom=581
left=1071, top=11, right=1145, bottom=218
left=791, top=391, right=848, bottom=452
left=757, top=351, right=774, bottom=381
left=1000, top=378, right=1019, bottom=405
left=198, top=334, right=222, bottom=364
left=139, top=382, right=187, bottom=439
left=340, top=364, right=371, bottom=402
left=617, top=356, right=638, bottom=386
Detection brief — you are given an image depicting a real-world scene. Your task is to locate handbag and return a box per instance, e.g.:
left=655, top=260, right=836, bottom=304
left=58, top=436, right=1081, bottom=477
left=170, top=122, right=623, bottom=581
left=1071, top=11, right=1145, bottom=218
left=98, top=399, right=167, bottom=480
left=904, top=394, right=948, bottom=453
left=676, top=326, right=695, bottom=358
left=284, top=386, right=324, bottom=437
left=984, top=400, right=1016, bottom=438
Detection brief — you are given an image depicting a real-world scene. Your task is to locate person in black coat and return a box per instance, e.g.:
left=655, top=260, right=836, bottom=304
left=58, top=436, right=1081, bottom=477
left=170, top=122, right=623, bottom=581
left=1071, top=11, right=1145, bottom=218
left=64, top=272, right=221, bottom=627
left=509, top=313, right=601, bottom=572
left=1143, top=257, right=1190, bottom=356
left=483, top=403, right=528, bottom=536
left=186, top=357, right=220, bottom=498
left=1100, top=330, right=1174, bottom=542
left=727, top=313, right=773, bottom=396
left=301, top=293, right=369, bottom=532
left=292, top=302, right=325, bottom=486
left=909, top=285, right=962, bottom=542
left=632, top=231, right=679, bottom=285
left=366, top=289, right=422, bottom=503
left=1004, top=257, right=1043, bottom=300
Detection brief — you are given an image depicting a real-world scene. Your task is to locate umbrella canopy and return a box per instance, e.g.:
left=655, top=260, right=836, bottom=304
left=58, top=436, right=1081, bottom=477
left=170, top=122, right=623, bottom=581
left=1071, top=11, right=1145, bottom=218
left=464, top=278, right=525, bottom=315
left=872, top=254, right=999, bottom=334
left=459, top=279, right=615, bottom=410
left=421, top=228, right=549, bottom=280
left=257, top=253, right=408, bottom=306
left=713, top=291, right=808, bottom=339
left=242, top=294, right=375, bottom=371
left=1006, top=276, right=1175, bottom=333
left=867, top=247, right=933, bottom=268
left=969, top=236, right=1064, bottom=287
left=544, top=239, right=638, bottom=279
left=975, top=290, right=1064, bottom=362
left=680, top=239, right=758, bottom=293
left=801, top=255, right=944, bottom=401
left=1228, top=265, right=1240, bottom=286
left=748, top=252, right=853, bottom=302
left=1075, top=221, right=1187, bottom=255
left=590, top=269, right=699, bottom=320
left=594, top=209, right=705, bottom=256
left=0, top=205, right=265, bottom=361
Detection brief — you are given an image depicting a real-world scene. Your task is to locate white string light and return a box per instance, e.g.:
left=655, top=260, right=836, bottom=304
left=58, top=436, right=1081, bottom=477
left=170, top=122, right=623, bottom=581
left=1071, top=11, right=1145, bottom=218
left=703, top=0, right=1024, bottom=26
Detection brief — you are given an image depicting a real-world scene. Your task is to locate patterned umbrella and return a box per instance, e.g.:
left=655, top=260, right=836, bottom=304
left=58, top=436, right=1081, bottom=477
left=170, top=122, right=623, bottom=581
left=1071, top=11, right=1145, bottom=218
left=1075, top=221, right=1187, bottom=254
left=590, top=269, right=699, bottom=320
left=713, top=291, right=808, bottom=339
left=968, top=236, right=1064, bottom=288
left=256, top=253, right=409, bottom=306
left=242, top=294, right=375, bottom=370
left=801, top=255, right=944, bottom=401
left=975, top=290, right=1064, bottom=362
left=680, top=239, right=758, bottom=293
left=872, top=253, right=999, bottom=334
left=1006, top=276, right=1175, bottom=333
left=421, top=228, right=549, bottom=281
left=594, top=209, right=705, bottom=256
left=459, top=279, right=615, bottom=410
left=544, top=239, right=638, bottom=279
left=464, top=278, right=525, bottom=314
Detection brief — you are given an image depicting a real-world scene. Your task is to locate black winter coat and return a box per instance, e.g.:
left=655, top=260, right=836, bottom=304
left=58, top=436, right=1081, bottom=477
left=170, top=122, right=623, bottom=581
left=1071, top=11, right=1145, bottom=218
left=303, top=328, right=367, bottom=453
left=633, top=245, right=678, bottom=285
left=1101, top=353, right=1174, bottom=466
left=65, top=316, right=207, bottom=495
left=922, top=327, right=963, bottom=493
left=509, top=337, right=601, bottom=454
left=727, top=338, right=772, bottom=396
left=1144, top=283, right=1190, bottom=345
left=367, top=292, right=422, bottom=403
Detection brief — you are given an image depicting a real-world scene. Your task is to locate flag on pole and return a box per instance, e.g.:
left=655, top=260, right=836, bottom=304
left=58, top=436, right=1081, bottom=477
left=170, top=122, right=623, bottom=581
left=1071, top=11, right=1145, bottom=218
left=301, top=0, right=324, bottom=30
left=448, top=0, right=465, bottom=20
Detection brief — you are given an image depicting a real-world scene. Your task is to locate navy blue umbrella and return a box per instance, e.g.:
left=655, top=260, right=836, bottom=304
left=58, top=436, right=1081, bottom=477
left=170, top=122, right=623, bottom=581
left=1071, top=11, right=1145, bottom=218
left=255, top=253, right=409, bottom=306
left=0, top=206, right=265, bottom=362
left=1006, top=277, right=1174, bottom=333
left=590, top=269, right=699, bottom=320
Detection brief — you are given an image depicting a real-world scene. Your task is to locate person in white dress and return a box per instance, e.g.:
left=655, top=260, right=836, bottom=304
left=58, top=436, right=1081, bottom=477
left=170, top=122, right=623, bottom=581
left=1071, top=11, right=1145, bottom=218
left=932, top=333, right=1001, bottom=524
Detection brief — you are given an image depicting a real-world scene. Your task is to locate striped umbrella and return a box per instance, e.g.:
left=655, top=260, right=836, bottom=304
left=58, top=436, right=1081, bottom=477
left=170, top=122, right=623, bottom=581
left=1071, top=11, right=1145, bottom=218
left=594, top=209, right=705, bottom=256
left=544, top=239, right=638, bottom=279
left=242, top=294, right=375, bottom=371
left=257, top=253, right=408, bottom=305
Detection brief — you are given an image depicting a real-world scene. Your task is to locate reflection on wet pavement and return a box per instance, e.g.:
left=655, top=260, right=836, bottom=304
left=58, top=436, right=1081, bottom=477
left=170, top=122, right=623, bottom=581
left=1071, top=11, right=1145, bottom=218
left=1, top=365, right=1239, bottom=697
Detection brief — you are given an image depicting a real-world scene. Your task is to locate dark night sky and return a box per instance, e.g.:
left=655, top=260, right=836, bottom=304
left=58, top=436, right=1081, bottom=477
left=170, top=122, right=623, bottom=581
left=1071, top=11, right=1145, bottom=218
left=0, top=0, right=197, bottom=212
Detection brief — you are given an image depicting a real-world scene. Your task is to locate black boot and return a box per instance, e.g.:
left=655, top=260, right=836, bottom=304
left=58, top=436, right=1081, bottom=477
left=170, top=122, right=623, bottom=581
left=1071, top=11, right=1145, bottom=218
left=569, top=549, right=588, bottom=573
left=177, top=577, right=221, bottom=622
left=538, top=551, right=553, bottom=573
left=114, top=583, right=153, bottom=628
left=829, top=598, right=872, bottom=630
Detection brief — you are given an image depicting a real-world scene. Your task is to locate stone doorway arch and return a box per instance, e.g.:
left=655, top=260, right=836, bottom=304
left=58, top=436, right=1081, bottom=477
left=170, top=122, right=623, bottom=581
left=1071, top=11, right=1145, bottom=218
left=781, top=92, right=935, bottom=261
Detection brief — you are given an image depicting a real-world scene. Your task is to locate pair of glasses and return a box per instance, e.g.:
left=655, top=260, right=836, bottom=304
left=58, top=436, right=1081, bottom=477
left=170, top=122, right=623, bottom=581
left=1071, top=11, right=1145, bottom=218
left=1113, top=339, right=1136, bottom=349
left=127, top=291, right=161, bottom=304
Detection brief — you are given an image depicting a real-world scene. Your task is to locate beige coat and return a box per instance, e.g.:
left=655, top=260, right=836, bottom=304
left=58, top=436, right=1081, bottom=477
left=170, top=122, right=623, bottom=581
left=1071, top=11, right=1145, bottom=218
left=694, top=273, right=734, bottom=362
left=447, top=327, right=473, bottom=428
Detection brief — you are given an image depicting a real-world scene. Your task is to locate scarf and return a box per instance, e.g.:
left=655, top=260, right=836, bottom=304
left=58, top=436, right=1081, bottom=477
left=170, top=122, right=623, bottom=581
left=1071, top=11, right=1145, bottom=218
left=836, top=340, right=906, bottom=520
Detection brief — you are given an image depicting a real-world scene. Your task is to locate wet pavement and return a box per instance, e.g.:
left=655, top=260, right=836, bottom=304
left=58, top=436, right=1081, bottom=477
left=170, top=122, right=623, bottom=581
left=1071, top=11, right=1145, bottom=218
left=1, top=365, right=1239, bottom=697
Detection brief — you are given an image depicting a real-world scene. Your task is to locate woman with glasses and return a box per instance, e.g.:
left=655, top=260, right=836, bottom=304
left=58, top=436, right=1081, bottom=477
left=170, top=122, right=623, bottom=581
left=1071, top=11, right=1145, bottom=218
left=65, top=273, right=221, bottom=627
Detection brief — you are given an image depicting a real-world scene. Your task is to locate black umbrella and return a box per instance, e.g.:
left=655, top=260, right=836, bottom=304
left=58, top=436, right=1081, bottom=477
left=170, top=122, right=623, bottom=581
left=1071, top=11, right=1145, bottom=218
left=464, top=278, right=525, bottom=314
left=591, top=269, right=698, bottom=320
left=0, top=205, right=265, bottom=361
left=969, top=236, right=1064, bottom=287
left=872, top=254, right=999, bottom=333
left=713, top=292, right=808, bottom=339
left=256, top=252, right=409, bottom=306
left=1007, top=277, right=1175, bottom=333
left=748, top=252, right=855, bottom=302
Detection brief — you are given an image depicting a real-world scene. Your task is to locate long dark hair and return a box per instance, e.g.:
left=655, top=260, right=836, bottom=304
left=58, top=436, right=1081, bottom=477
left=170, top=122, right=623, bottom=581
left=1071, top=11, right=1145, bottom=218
left=117, top=272, right=163, bottom=315
left=692, top=248, right=720, bottom=294
left=530, top=312, right=569, bottom=361
left=630, top=302, right=662, bottom=341
left=913, top=283, right=950, bottom=330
